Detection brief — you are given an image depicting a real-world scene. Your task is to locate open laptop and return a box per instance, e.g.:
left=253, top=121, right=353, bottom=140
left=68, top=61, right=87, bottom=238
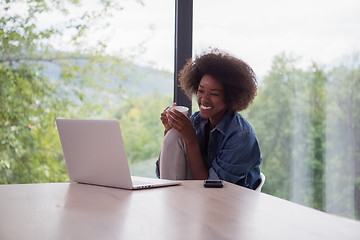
left=56, top=119, right=181, bottom=190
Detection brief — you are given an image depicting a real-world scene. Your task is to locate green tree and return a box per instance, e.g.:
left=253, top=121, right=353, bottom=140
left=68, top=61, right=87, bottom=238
left=308, top=63, right=326, bottom=211
left=244, top=54, right=322, bottom=203
left=245, top=53, right=300, bottom=200
left=245, top=52, right=360, bottom=220
left=0, top=0, right=139, bottom=184
left=325, top=53, right=360, bottom=219
left=107, top=93, right=172, bottom=165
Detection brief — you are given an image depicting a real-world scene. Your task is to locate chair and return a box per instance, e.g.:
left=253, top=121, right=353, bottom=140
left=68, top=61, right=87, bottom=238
left=255, top=172, right=266, bottom=192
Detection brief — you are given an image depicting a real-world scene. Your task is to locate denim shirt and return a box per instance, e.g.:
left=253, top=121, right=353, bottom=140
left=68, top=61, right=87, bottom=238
left=191, top=110, right=262, bottom=189
left=156, top=110, right=262, bottom=189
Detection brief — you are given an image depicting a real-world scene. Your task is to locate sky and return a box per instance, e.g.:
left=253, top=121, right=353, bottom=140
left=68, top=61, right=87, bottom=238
left=19, top=0, right=360, bottom=77
left=105, top=0, right=360, bottom=77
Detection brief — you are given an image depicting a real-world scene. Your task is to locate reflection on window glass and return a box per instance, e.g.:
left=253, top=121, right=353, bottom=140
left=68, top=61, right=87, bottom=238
left=194, top=0, right=360, bottom=220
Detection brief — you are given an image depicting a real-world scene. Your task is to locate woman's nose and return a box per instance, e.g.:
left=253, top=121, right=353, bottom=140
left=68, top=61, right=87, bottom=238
left=201, top=93, right=210, bottom=101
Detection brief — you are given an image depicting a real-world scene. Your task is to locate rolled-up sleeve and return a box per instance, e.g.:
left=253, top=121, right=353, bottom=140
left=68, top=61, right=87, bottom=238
left=211, top=131, right=261, bottom=187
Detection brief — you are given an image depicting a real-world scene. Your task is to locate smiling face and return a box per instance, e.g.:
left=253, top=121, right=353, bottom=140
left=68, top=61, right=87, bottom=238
left=196, top=74, right=228, bottom=128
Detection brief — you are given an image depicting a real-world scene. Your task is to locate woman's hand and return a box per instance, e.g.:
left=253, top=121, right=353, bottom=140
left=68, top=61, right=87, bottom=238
left=160, top=103, right=176, bottom=135
left=166, top=108, right=196, bottom=143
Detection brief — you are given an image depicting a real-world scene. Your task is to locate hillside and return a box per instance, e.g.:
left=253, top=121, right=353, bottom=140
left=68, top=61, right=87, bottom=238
left=42, top=61, right=174, bottom=104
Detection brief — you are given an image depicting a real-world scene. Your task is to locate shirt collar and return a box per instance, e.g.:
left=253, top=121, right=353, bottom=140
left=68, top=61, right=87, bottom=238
left=211, top=110, right=234, bottom=135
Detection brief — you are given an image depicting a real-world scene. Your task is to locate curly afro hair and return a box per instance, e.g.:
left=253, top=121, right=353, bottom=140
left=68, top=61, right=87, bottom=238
left=178, top=48, right=258, bottom=112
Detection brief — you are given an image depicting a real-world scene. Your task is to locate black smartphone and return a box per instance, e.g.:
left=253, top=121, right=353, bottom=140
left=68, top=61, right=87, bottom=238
left=204, top=180, right=224, bottom=188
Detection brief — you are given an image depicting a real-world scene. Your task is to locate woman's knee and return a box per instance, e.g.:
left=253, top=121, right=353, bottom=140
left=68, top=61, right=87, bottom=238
left=163, top=129, right=185, bottom=149
left=160, top=129, right=188, bottom=180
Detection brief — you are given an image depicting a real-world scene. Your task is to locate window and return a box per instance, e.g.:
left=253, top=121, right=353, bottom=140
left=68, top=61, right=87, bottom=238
left=1, top=1, right=174, bottom=182
left=193, top=0, right=360, bottom=220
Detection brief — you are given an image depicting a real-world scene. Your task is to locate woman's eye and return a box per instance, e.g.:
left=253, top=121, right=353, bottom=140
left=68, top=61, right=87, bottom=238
left=211, top=93, right=219, bottom=97
left=197, top=90, right=204, bottom=94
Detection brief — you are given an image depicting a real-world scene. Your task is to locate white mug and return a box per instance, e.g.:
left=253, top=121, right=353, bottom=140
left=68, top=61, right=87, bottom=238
left=168, top=106, right=189, bottom=116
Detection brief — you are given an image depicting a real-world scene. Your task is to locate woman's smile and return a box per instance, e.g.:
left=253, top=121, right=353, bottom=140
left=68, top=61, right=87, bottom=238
left=200, top=104, right=212, bottom=110
left=197, top=74, right=228, bottom=128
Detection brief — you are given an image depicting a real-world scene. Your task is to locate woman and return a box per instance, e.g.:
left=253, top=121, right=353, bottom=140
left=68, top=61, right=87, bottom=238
left=156, top=49, right=262, bottom=189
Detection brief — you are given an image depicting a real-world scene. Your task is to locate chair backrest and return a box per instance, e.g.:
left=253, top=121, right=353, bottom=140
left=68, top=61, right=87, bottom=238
left=255, top=172, right=266, bottom=192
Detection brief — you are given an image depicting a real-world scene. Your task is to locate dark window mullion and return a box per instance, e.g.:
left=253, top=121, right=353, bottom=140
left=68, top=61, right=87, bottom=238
left=174, top=0, right=193, bottom=114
